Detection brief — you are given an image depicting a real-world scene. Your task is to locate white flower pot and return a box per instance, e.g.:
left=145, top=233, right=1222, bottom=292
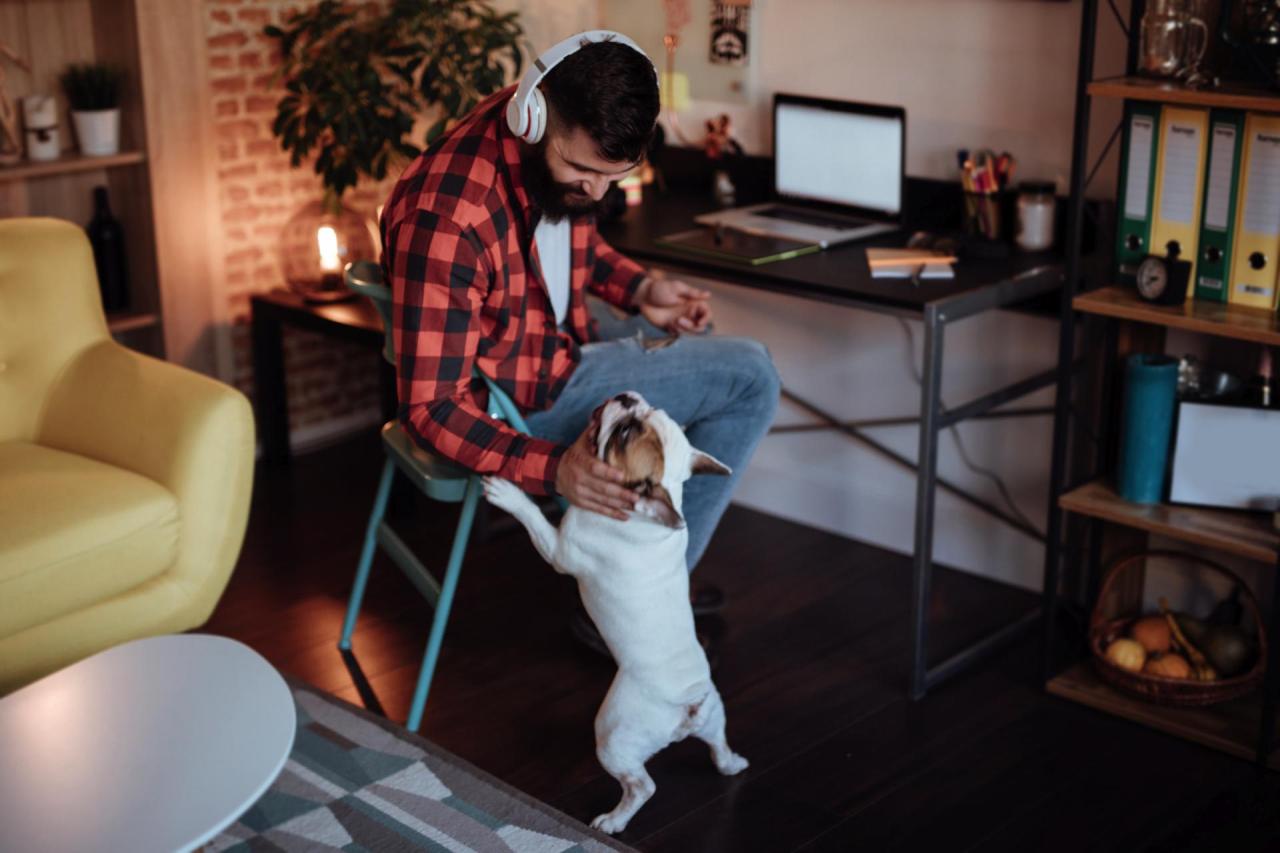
left=72, top=109, right=121, bottom=156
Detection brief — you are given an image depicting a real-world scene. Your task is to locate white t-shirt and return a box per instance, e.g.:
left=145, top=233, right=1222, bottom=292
left=533, top=215, right=571, bottom=324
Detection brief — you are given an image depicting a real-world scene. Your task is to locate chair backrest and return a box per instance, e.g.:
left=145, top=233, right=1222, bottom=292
left=344, top=261, right=533, bottom=432
left=0, top=218, right=111, bottom=442
left=346, top=260, right=396, bottom=366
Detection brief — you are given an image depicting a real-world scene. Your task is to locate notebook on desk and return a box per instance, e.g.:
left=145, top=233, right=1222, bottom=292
left=656, top=227, right=822, bottom=266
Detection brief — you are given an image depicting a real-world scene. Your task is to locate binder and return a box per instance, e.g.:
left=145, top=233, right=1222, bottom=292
left=1116, top=102, right=1161, bottom=274
left=1149, top=106, right=1210, bottom=288
left=1227, top=112, right=1280, bottom=310
left=1193, top=109, right=1246, bottom=303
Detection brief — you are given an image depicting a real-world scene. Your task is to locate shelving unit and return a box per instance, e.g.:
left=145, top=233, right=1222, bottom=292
left=1088, top=75, right=1280, bottom=113
left=1060, top=481, right=1280, bottom=565
left=0, top=151, right=146, bottom=183
left=1048, top=663, right=1280, bottom=769
left=1042, top=0, right=1280, bottom=769
left=1074, top=286, right=1280, bottom=348
left=1, top=0, right=164, bottom=359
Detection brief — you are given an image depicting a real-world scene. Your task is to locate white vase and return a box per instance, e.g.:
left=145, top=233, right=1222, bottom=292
left=72, top=109, right=121, bottom=156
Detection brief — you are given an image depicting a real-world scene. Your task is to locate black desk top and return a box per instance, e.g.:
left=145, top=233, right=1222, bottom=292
left=597, top=189, right=1063, bottom=316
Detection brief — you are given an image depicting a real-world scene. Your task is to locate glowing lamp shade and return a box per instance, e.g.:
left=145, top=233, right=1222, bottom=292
left=279, top=199, right=378, bottom=302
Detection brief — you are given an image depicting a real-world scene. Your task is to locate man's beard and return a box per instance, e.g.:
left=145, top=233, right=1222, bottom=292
left=520, top=139, right=609, bottom=223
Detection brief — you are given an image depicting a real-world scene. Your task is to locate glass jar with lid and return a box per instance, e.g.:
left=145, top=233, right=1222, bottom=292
left=1015, top=181, right=1057, bottom=252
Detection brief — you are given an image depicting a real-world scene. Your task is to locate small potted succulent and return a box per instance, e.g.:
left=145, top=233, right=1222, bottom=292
left=60, top=62, right=124, bottom=156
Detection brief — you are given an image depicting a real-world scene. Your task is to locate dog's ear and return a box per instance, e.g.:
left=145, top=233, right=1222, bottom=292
left=586, top=403, right=606, bottom=455
left=690, top=449, right=732, bottom=477
left=633, top=483, right=685, bottom=529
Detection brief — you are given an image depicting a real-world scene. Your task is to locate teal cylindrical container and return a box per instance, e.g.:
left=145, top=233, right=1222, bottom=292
left=1116, top=354, right=1179, bottom=504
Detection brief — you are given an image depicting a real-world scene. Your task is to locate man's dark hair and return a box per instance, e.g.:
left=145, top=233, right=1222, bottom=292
left=541, top=39, right=659, bottom=164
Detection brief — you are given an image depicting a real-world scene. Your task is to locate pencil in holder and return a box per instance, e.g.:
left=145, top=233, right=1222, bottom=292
left=962, top=191, right=1014, bottom=242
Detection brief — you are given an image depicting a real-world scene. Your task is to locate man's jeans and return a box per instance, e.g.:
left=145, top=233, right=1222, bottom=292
left=525, top=302, right=780, bottom=571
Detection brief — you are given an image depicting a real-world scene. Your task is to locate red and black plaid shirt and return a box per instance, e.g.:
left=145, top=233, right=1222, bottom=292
left=380, top=87, right=648, bottom=496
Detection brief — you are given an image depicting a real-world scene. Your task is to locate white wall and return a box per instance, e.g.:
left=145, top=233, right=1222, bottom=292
left=602, top=0, right=1132, bottom=590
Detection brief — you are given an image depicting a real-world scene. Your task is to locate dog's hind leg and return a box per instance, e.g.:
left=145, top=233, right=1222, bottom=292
left=692, top=689, right=748, bottom=776
left=591, top=745, right=656, bottom=835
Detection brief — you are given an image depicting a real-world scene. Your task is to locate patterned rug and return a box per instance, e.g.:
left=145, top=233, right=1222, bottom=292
left=206, top=681, right=633, bottom=853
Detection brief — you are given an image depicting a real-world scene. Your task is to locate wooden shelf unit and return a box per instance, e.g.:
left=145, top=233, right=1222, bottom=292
left=1074, top=286, right=1280, bottom=348
left=1048, top=5, right=1280, bottom=775
left=1088, top=76, right=1280, bottom=113
left=0, top=0, right=164, bottom=360
left=1060, top=481, right=1280, bottom=565
left=0, top=151, right=146, bottom=183
left=1048, top=664, right=1280, bottom=769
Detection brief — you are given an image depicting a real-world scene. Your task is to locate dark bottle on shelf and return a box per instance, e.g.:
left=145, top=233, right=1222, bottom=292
left=86, top=186, right=129, bottom=313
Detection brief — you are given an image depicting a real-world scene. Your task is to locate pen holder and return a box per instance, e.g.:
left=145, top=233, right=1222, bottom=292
left=961, top=190, right=1015, bottom=243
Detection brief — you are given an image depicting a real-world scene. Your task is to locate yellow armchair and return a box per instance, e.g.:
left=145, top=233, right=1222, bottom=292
left=0, top=217, right=254, bottom=693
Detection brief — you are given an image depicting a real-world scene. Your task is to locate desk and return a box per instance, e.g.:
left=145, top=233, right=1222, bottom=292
left=600, top=189, right=1064, bottom=699
left=250, top=289, right=397, bottom=465
left=248, top=189, right=1063, bottom=699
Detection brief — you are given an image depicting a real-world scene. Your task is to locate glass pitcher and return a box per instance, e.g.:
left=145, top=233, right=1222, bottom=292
left=1139, top=0, right=1210, bottom=79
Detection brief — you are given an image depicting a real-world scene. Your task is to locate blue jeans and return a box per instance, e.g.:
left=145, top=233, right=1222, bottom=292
left=526, top=301, right=780, bottom=571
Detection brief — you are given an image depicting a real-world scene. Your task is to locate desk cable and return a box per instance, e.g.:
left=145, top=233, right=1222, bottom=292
left=897, top=317, right=1045, bottom=538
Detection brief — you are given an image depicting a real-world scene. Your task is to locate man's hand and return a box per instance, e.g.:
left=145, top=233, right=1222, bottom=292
left=636, top=275, right=712, bottom=334
left=555, top=426, right=639, bottom=521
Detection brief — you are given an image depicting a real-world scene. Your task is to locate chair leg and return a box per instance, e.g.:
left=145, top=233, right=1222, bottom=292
left=405, top=475, right=482, bottom=732
left=339, top=458, right=396, bottom=651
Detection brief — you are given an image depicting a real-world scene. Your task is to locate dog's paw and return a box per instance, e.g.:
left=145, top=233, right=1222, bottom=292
left=717, top=752, right=749, bottom=776
left=482, top=477, right=524, bottom=513
left=590, top=812, right=629, bottom=835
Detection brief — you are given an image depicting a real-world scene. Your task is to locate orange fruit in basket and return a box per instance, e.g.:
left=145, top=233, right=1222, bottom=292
left=1130, top=615, right=1172, bottom=654
left=1144, top=652, right=1192, bottom=679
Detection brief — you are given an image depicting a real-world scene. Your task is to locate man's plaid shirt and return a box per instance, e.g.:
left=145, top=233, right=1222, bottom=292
left=380, top=87, right=647, bottom=496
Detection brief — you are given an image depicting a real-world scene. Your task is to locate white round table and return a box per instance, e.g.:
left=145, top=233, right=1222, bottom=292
left=0, top=634, right=296, bottom=853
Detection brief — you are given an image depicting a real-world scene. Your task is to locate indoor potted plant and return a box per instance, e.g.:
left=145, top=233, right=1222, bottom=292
left=60, top=62, right=124, bottom=156
left=264, top=0, right=523, bottom=301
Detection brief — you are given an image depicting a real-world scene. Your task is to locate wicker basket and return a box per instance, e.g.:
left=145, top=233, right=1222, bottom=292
left=1089, top=550, right=1266, bottom=707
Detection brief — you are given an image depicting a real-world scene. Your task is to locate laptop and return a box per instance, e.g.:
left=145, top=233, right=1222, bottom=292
left=696, top=94, right=906, bottom=248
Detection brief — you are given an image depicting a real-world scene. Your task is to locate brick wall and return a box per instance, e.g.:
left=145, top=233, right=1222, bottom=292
left=205, top=0, right=391, bottom=447
left=203, top=0, right=597, bottom=449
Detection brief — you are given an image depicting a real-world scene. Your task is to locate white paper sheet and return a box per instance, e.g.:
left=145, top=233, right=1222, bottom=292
left=1203, top=123, right=1237, bottom=232
left=1158, top=119, right=1203, bottom=225
left=1124, top=115, right=1155, bottom=221
left=1243, top=128, right=1280, bottom=237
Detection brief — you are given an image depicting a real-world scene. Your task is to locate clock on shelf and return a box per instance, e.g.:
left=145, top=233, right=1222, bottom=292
left=1134, top=255, right=1192, bottom=306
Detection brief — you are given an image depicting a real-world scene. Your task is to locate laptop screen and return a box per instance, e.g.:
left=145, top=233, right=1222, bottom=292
left=774, top=97, right=904, bottom=217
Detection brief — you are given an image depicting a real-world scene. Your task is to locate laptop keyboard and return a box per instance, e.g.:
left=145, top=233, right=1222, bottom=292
left=754, top=205, right=863, bottom=230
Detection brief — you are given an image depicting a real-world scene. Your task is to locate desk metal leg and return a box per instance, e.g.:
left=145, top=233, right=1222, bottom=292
left=251, top=308, right=291, bottom=466
left=910, top=305, right=945, bottom=700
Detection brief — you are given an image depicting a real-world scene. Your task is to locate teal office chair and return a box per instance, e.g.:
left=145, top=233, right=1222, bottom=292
left=339, top=260, right=536, bottom=731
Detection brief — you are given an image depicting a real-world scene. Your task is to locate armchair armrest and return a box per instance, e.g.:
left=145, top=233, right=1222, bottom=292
left=37, top=340, right=254, bottom=616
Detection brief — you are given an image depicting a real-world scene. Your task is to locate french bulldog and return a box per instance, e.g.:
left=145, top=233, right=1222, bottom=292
left=482, top=391, right=748, bottom=833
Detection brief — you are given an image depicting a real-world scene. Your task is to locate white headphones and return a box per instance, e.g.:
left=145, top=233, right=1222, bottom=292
left=505, top=30, right=655, bottom=145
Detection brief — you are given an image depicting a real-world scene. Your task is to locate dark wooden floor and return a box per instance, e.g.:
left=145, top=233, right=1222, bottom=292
left=206, top=432, right=1280, bottom=852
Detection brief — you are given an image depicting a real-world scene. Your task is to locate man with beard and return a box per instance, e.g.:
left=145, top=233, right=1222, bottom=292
left=380, top=33, right=779, bottom=652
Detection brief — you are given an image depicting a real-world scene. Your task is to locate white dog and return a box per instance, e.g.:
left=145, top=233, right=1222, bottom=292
left=483, top=391, right=748, bottom=834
